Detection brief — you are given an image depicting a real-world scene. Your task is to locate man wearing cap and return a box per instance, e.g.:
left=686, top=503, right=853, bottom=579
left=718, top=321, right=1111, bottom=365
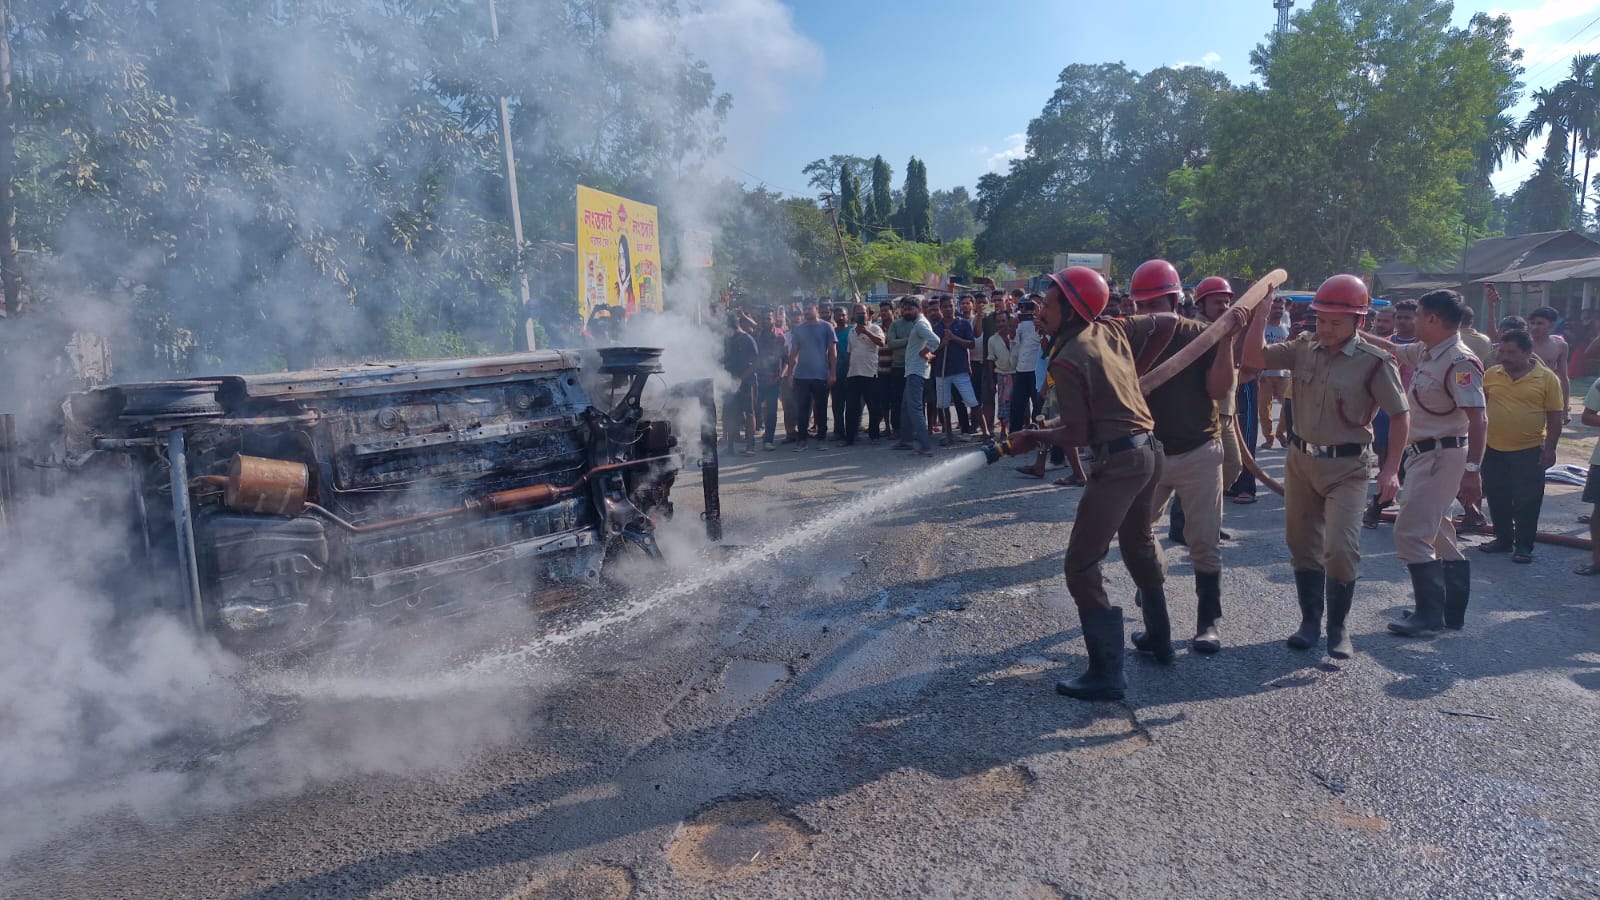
left=1004, top=266, right=1184, bottom=702
left=1368, top=290, right=1485, bottom=637
left=1243, top=274, right=1409, bottom=659
left=1125, top=261, right=1238, bottom=655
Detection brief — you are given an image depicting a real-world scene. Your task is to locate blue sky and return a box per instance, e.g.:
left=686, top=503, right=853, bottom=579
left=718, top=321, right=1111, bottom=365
left=698, top=0, right=1600, bottom=200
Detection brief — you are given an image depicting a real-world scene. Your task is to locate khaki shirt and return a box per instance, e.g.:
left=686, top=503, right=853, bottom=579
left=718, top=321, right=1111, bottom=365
left=1391, top=334, right=1483, bottom=440
left=1048, top=316, right=1157, bottom=445
left=1261, top=332, right=1407, bottom=445
left=1459, top=328, right=1495, bottom=365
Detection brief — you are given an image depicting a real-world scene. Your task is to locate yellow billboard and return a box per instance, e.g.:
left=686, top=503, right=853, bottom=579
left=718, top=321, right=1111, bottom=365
left=576, top=185, right=662, bottom=319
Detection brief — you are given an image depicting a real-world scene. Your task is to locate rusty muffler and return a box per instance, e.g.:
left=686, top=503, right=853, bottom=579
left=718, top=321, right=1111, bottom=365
left=222, top=454, right=309, bottom=515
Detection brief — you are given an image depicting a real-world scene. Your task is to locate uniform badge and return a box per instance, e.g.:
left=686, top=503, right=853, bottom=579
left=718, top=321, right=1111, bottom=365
left=1455, top=372, right=1473, bottom=387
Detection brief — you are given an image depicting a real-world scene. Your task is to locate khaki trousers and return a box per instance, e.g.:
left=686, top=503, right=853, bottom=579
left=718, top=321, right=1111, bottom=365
left=1219, top=414, right=1242, bottom=489
left=1258, top=374, right=1288, bottom=441
left=1064, top=443, right=1165, bottom=611
left=1394, top=445, right=1466, bottom=564
left=1284, top=450, right=1370, bottom=583
left=1150, top=439, right=1224, bottom=573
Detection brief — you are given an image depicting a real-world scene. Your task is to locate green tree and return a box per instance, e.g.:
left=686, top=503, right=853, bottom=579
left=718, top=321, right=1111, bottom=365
left=2, top=0, right=735, bottom=372
left=1187, top=0, right=1520, bottom=281
left=898, top=157, right=932, bottom=243
left=975, top=62, right=1232, bottom=271
left=802, top=155, right=871, bottom=196
left=930, top=186, right=978, bottom=241
left=839, top=165, right=864, bottom=239
left=1505, top=129, right=1579, bottom=234
left=867, top=154, right=893, bottom=237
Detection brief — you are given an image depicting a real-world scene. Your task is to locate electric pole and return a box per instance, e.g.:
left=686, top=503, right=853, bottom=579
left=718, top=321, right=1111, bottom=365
left=820, top=193, right=862, bottom=304
left=488, top=0, right=535, bottom=350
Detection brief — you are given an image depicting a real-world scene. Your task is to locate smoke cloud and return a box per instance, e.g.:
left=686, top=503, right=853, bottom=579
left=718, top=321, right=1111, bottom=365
left=0, top=0, right=821, bottom=867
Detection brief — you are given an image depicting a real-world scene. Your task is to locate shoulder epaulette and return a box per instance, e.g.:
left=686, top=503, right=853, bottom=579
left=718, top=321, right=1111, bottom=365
left=1353, top=341, right=1392, bottom=361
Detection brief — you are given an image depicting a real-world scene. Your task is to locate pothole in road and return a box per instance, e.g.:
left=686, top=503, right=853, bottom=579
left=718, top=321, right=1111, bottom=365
left=947, top=764, right=1036, bottom=819
left=712, top=659, right=791, bottom=710
left=506, top=863, right=635, bottom=899
left=666, top=797, right=815, bottom=888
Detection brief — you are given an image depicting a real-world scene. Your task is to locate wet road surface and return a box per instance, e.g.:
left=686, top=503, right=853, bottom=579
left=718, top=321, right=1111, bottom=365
left=6, top=438, right=1599, bottom=899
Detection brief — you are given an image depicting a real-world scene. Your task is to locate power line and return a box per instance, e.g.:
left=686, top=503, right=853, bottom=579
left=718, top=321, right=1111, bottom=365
left=1520, top=13, right=1600, bottom=86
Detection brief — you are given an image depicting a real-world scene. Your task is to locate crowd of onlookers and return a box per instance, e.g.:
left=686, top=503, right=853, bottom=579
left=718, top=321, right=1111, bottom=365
left=715, top=283, right=1600, bottom=575
left=718, top=289, right=1059, bottom=458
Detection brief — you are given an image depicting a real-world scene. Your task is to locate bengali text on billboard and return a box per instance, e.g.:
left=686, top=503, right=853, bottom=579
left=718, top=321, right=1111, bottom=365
left=576, top=185, right=662, bottom=320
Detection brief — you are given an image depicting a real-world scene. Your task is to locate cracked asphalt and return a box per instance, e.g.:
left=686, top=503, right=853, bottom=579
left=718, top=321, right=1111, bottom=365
left=5, top=432, right=1599, bottom=899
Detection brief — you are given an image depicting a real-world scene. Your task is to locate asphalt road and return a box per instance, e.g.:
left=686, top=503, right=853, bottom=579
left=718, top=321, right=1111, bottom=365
left=5, top=428, right=1600, bottom=899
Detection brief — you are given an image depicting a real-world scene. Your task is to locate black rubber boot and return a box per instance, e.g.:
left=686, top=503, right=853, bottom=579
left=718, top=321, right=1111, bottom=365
left=1057, top=606, right=1127, bottom=701
left=1325, top=580, right=1356, bottom=659
left=1389, top=561, right=1445, bottom=638
left=1286, top=569, right=1325, bottom=650
left=1442, top=559, right=1470, bottom=630
left=1129, top=586, right=1174, bottom=664
left=1192, top=571, right=1223, bottom=654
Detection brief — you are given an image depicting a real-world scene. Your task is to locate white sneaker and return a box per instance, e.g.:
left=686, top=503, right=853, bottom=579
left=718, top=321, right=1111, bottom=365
left=764, top=442, right=775, bottom=451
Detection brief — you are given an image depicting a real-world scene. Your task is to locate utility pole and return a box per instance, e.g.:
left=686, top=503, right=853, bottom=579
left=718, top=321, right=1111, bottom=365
left=0, top=0, right=22, bottom=316
left=820, top=193, right=862, bottom=304
left=488, top=0, right=535, bottom=350
left=1273, top=0, right=1294, bottom=37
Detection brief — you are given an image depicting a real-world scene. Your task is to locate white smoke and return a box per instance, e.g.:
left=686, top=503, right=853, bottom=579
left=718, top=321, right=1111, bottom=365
left=0, top=0, right=824, bottom=869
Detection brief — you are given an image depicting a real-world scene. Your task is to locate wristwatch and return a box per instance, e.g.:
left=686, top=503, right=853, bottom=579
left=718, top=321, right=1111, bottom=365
left=1464, top=462, right=1481, bottom=474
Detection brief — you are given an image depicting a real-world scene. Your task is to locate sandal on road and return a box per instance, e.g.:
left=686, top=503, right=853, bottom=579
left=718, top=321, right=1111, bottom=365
left=1232, top=494, right=1257, bottom=504
left=1015, top=466, right=1045, bottom=478
left=1575, top=563, right=1600, bottom=576
left=1511, top=552, right=1533, bottom=564
left=1052, top=476, right=1086, bottom=488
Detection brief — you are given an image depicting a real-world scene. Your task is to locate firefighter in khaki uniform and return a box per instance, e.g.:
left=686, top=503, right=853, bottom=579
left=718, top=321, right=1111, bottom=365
left=1244, top=275, right=1410, bottom=659
left=1375, top=290, right=1485, bottom=637
left=1004, top=266, right=1173, bottom=702
left=1125, top=259, right=1237, bottom=656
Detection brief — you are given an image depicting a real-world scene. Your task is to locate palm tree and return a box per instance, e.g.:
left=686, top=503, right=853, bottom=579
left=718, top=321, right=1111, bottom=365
left=1516, top=86, right=1570, bottom=153
left=1562, top=54, right=1600, bottom=223
left=1478, top=111, right=1526, bottom=176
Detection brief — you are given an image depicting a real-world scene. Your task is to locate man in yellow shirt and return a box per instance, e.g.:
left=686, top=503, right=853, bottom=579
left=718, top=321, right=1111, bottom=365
left=1479, top=329, right=1565, bottom=565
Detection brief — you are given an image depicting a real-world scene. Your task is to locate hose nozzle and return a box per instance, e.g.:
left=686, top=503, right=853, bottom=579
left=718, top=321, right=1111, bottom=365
left=981, top=438, right=1013, bottom=465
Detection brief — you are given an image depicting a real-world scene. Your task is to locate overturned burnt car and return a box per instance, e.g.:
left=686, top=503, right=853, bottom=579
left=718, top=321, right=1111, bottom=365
left=4, top=347, right=717, bottom=651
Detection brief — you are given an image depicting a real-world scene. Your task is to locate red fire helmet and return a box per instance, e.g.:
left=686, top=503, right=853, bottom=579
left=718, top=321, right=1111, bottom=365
left=1045, top=266, right=1110, bottom=321
left=1129, top=259, right=1183, bottom=304
left=1310, top=274, right=1370, bottom=316
left=1195, top=276, right=1233, bottom=301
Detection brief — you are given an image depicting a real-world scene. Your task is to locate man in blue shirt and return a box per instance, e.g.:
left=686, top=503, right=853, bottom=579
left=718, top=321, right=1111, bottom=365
left=787, top=301, right=837, bottom=451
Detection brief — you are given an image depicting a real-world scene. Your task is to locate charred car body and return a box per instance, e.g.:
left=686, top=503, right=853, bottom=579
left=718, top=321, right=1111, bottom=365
left=2, top=346, right=716, bottom=652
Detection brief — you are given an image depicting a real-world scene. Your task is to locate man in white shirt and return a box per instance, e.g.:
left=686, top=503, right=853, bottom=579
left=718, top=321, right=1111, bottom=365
left=843, top=302, right=886, bottom=445
left=892, top=295, right=940, bottom=457
left=1010, top=296, right=1044, bottom=433
left=1258, top=296, right=1291, bottom=448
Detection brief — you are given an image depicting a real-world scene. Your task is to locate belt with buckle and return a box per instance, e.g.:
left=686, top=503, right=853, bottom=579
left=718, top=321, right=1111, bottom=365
left=1288, top=434, right=1367, bottom=458
left=1410, top=436, right=1466, bottom=454
left=1093, top=431, right=1153, bottom=458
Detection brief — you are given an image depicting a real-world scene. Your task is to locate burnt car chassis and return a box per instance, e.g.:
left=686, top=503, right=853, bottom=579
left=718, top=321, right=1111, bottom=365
left=6, top=346, right=718, bottom=652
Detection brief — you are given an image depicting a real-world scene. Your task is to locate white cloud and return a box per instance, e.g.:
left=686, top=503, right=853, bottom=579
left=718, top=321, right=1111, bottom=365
left=981, top=133, right=1028, bottom=174
left=1172, top=51, right=1223, bottom=70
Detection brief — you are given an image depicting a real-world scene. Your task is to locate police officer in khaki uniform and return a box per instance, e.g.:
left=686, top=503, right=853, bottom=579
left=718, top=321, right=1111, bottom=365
left=1004, top=266, right=1169, bottom=702
left=1374, top=290, right=1485, bottom=637
left=1244, top=275, right=1409, bottom=659
left=1125, top=259, right=1236, bottom=656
